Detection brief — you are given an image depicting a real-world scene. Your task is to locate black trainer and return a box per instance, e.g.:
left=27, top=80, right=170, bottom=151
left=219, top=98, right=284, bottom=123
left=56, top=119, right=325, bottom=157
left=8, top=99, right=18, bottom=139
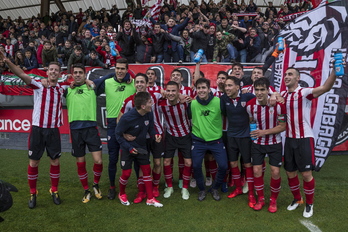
left=211, top=188, right=221, bottom=201
left=108, top=188, right=116, bottom=200
left=198, top=190, right=207, bottom=201
left=28, top=192, right=37, bottom=209
left=49, top=188, right=61, bottom=205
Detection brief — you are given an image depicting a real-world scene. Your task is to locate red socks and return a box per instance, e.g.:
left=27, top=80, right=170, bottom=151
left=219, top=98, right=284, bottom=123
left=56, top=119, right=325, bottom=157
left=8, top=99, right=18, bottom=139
left=270, top=177, right=281, bottom=200
left=93, top=163, right=103, bottom=184
left=140, top=165, right=153, bottom=200
left=163, top=165, right=173, bottom=187
left=254, top=176, right=264, bottom=199
left=28, top=165, right=38, bottom=194
left=119, top=169, right=132, bottom=195
left=50, top=164, right=60, bottom=192
left=182, top=165, right=192, bottom=189
left=303, top=178, right=315, bottom=205
left=77, top=162, right=88, bottom=190
left=288, top=175, right=302, bottom=200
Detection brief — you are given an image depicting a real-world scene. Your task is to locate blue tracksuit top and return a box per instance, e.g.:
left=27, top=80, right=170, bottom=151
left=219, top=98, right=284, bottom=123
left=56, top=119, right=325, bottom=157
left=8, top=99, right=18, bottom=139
left=116, top=107, right=156, bottom=152
left=220, top=92, right=255, bottom=138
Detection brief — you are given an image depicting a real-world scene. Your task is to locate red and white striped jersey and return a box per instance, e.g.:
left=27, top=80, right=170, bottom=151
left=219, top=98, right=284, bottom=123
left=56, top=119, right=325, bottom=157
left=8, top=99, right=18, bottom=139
left=158, top=99, right=190, bottom=137
left=242, top=84, right=276, bottom=95
left=147, top=83, right=163, bottom=94
left=180, top=85, right=196, bottom=98
left=246, top=98, right=286, bottom=145
left=281, top=87, right=314, bottom=138
left=212, top=88, right=228, bottom=131
left=29, top=79, right=67, bottom=128
left=120, top=92, right=163, bottom=134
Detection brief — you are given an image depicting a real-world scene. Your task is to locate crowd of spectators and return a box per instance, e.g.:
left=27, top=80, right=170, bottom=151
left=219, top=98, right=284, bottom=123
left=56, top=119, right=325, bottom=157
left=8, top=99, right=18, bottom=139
left=0, top=0, right=313, bottom=73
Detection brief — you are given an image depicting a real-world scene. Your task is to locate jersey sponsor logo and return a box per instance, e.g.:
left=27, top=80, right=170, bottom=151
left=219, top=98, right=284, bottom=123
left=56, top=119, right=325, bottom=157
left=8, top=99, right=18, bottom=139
left=200, top=110, right=210, bottom=116
left=115, top=86, right=126, bottom=92
left=144, top=120, right=149, bottom=126
left=76, top=89, right=84, bottom=94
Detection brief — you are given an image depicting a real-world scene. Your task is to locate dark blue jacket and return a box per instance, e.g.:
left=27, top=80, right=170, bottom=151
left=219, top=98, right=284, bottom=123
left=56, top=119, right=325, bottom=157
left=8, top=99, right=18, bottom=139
left=116, top=108, right=156, bottom=152
left=24, top=55, right=38, bottom=70
left=220, top=92, right=255, bottom=138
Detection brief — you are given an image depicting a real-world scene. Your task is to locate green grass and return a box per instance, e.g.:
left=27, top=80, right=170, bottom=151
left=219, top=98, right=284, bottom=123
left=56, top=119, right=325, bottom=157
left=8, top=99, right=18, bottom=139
left=1, top=149, right=348, bottom=231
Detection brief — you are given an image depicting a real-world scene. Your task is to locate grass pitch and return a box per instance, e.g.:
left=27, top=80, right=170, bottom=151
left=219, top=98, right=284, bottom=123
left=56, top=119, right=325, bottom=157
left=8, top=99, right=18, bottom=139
left=0, top=149, right=347, bottom=232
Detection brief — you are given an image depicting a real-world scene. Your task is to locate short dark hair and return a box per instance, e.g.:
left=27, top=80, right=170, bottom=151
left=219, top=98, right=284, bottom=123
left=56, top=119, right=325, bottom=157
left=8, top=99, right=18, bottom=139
left=286, top=67, right=300, bottom=77
left=254, top=77, right=270, bottom=89
left=146, top=68, right=157, bottom=76
left=171, top=68, right=182, bottom=77
left=217, top=71, right=228, bottom=78
left=232, top=62, right=243, bottom=70
left=134, top=92, right=151, bottom=110
left=226, top=76, right=241, bottom=87
left=166, top=81, right=179, bottom=89
left=72, top=63, right=86, bottom=74
left=135, top=73, right=148, bottom=83
left=253, top=66, right=264, bottom=75
left=195, top=77, right=210, bottom=88
left=116, top=58, right=128, bottom=69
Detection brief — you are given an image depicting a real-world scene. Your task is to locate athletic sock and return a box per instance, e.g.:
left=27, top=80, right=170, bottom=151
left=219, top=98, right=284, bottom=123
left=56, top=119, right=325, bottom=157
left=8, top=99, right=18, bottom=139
left=137, top=176, right=145, bottom=194
left=77, top=162, right=89, bottom=190
left=163, top=165, right=173, bottom=187
left=303, top=178, right=315, bottom=205
left=288, top=175, right=302, bottom=200
left=209, top=160, right=218, bottom=180
left=93, top=163, right=103, bottom=184
left=245, top=166, right=254, bottom=194
left=270, top=177, right=281, bottom=200
left=141, top=164, right=153, bottom=200
left=50, top=164, right=60, bottom=192
left=152, top=170, right=161, bottom=187
left=182, top=165, right=192, bottom=189
left=231, top=167, right=242, bottom=188
left=119, top=169, right=132, bottom=195
left=28, top=165, right=38, bottom=194
left=254, top=176, right=264, bottom=200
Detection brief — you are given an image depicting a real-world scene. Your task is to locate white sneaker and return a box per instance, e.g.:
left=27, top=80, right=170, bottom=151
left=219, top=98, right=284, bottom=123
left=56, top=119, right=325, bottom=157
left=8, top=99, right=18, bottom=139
left=287, top=198, right=304, bottom=211
left=181, top=188, right=190, bottom=200
left=190, top=178, right=197, bottom=188
left=163, top=187, right=174, bottom=198
left=146, top=198, right=163, bottom=207
left=205, top=177, right=212, bottom=186
left=242, top=181, right=249, bottom=194
left=303, top=204, right=313, bottom=218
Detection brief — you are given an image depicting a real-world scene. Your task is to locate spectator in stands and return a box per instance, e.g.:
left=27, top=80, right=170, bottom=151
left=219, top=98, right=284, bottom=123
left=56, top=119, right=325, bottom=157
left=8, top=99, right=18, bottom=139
left=166, top=28, right=192, bottom=63
left=115, top=20, right=136, bottom=63
left=14, top=51, right=25, bottom=68
left=216, top=18, right=231, bottom=33
left=148, top=23, right=167, bottom=63
left=244, top=27, right=261, bottom=62
left=23, top=49, right=38, bottom=70
left=84, top=19, right=100, bottom=37
left=190, top=24, right=210, bottom=62
left=213, top=30, right=236, bottom=63
left=67, top=45, right=85, bottom=73
left=57, top=40, right=74, bottom=66
left=50, top=26, right=67, bottom=47
left=206, top=23, right=217, bottom=62
left=84, top=50, right=107, bottom=68
left=42, top=41, right=57, bottom=68
left=134, top=30, right=155, bottom=64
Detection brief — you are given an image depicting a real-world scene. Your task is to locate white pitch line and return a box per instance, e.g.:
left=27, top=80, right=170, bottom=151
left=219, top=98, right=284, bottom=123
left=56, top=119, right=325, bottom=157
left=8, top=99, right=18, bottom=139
left=300, top=219, right=322, bottom=232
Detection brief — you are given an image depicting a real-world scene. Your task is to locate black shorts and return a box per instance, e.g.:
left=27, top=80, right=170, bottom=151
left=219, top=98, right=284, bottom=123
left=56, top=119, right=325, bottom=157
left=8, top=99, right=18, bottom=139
left=120, top=149, right=150, bottom=170
left=71, top=127, right=102, bottom=157
left=164, top=132, right=191, bottom=159
left=284, top=137, right=315, bottom=172
left=28, top=126, right=61, bottom=160
left=227, top=137, right=252, bottom=163
left=251, top=143, right=283, bottom=167
left=146, top=138, right=165, bottom=159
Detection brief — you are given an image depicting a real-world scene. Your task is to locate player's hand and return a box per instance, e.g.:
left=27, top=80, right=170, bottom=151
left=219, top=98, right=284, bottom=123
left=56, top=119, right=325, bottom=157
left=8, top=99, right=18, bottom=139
left=41, top=78, right=50, bottom=88
left=155, top=134, right=162, bottom=143
left=250, top=129, right=266, bottom=139
left=85, top=79, right=95, bottom=90
left=130, top=148, right=138, bottom=154
left=124, top=133, right=136, bottom=141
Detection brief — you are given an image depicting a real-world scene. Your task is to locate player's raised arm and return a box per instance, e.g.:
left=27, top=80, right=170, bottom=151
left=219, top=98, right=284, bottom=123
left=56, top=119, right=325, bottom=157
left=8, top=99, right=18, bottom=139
left=1, top=51, right=32, bottom=85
